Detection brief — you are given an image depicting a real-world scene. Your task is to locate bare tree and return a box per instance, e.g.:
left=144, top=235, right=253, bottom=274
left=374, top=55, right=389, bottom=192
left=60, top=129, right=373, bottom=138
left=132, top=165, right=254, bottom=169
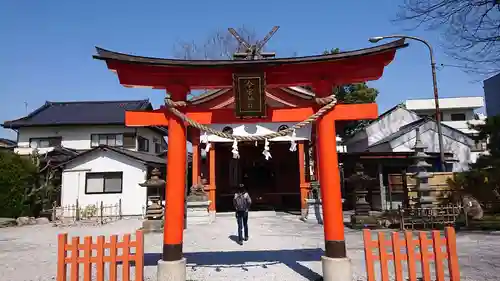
left=396, top=0, right=500, bottom=75
left=172, top=25, right=259, bottom=60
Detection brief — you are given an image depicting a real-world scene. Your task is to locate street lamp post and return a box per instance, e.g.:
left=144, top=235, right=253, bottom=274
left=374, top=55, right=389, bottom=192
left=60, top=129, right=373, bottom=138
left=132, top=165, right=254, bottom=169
left=369, top=35, right=446, bottom=172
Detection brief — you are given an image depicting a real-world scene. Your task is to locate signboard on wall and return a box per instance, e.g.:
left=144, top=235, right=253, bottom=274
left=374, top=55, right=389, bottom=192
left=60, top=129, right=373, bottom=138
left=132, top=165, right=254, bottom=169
left=233, top=72, right=266, bottom=118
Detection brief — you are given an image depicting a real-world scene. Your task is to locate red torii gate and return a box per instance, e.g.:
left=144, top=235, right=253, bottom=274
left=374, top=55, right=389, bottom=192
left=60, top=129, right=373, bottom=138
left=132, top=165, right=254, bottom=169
left=93, top=38, right=407, bottom=281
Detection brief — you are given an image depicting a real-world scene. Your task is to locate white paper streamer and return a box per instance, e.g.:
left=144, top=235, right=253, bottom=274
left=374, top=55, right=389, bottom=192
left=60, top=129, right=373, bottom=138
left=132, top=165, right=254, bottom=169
left=289, top=129, right=297, bottom=152
left=262, top=138, right=272, bottom=160
left=201, top=131, right=208, bottom=144
left=204, top=142, right=211, bottom=153
left=232, top=139, right=240, bottom=159
left=201, top=132, right=211, bottom=153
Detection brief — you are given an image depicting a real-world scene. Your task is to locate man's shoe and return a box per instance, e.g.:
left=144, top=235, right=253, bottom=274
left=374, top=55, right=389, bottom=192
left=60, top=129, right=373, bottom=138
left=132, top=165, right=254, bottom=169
left=238, top=240, right=243, bottom=245
left=244, top=237, right=248, bottom=241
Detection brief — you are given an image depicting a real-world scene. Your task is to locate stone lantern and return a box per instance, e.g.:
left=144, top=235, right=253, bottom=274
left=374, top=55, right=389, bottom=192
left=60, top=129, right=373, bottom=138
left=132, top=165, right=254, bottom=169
left=185, top=180, right=212, bottom=225
left=346, top=163, right=378, bottom=228
left=409, top=128, right=435, bottom=208
left=139, top=168, right=165, bottom=233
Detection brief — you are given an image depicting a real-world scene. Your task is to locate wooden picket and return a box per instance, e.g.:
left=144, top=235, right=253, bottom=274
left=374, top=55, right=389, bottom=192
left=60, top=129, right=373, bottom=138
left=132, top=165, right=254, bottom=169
left=57, top=230, right=144, bottom=281
left=363, top=227, right=460, bottom=281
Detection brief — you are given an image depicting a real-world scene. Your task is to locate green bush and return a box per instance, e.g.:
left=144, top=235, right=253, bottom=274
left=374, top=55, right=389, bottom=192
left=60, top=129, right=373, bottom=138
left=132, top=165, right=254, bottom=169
left=0, top=151, right=37, bottom=218
left=446, top=115, right=500, bottom=210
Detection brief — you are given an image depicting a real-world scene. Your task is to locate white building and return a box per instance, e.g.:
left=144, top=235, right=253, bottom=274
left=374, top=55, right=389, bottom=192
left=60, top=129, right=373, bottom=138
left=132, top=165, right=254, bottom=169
left=404, top=96, right=487, bottom=161
left=405, top=96, right=484, bottom=133
left=344, top=105, right=474, bottom=171
left=2, top=100, right=169, bottom=216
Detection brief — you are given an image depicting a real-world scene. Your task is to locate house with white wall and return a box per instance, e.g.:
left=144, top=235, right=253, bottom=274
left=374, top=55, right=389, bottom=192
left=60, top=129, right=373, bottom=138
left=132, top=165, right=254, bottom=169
left=2, top=100, right=169, bottom=216
left=344, top=104, right=474, bottom=172
left=60, top=146, right=166, bottom=216
left=404, top=96, right=487, bottom=161
left=0, top=138, right=16, bottom=151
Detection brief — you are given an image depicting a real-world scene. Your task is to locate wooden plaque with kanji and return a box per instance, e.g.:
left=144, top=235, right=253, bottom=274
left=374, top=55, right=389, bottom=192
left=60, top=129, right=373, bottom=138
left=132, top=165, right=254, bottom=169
left=233, top=72, right=266, bottom=118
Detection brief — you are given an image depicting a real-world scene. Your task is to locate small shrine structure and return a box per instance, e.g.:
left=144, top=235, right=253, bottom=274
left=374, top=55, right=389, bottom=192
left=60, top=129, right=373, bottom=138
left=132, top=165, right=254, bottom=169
left=139, top=168, right=165, bottom=233
left=93, top=35, right=407, bottom=281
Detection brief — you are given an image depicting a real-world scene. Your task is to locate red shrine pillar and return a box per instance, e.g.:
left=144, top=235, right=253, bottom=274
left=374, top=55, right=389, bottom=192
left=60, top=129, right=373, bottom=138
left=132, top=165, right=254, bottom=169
left=298, top=141, right=309, bottom=216
left=159, top=85, right=188, bottom=280
left=190, top=128, right=200, bottom=186
left=314, top=81, right=351, bottom=281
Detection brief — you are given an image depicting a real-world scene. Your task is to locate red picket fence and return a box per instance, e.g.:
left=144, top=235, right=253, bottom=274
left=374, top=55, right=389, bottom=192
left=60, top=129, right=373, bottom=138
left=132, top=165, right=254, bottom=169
left=57, top=230, right=144, bottom=281
left=363, top=227, right=460, bottom=281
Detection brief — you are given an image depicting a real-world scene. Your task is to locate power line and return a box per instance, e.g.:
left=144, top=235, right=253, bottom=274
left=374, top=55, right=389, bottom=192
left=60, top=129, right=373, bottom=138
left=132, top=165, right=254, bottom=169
left=438, top=63, right=500, bottom=72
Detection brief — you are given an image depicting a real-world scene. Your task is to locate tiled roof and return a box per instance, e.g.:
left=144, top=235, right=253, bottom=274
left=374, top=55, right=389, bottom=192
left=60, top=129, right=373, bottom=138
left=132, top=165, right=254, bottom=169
left=368, top=118, right=428, bottom=147
left=368, top=117, right=472, bottom=148
left=60, top=145, right=167, bottom=167
left=109, top=147, right=167, bottom=165
left=156, top=149, right=193, bottom=163
left=343, top=104, right=408, bottom=143
left=0, top=138, right=16, bottom=147
left=2, top=100, right=152, bottom=129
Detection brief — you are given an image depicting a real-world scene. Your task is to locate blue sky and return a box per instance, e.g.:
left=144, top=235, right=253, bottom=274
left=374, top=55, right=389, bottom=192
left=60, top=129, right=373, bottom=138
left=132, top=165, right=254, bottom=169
left=0, top=1, right=485, bottom=139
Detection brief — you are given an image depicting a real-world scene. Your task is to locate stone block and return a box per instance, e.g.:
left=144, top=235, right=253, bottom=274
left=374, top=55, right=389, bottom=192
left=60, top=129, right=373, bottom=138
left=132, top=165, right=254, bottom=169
left=186, top=201, right=212, bottom=225
left=141, top=219, right=163, bottom=234
left=35, top=217, right=50, bottom=225
left=157, top=258, right=186, bottom=281
left=350, top=215, right=379, bottom=229
left=321, top=256, right=352, bottom=281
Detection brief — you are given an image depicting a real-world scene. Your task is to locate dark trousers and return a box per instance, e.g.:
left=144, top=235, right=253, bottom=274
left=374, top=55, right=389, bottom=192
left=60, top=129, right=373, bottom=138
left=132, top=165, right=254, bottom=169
left=236, top=211, right=249, bottom=240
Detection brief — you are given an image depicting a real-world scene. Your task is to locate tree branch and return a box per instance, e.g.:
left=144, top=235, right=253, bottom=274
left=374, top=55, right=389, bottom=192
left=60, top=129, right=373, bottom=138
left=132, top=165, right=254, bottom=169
left=396, top=0, right=500, bottom=76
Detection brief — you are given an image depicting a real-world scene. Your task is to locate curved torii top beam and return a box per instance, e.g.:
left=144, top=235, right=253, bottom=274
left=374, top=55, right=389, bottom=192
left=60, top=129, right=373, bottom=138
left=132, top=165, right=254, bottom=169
left=93, top=39, right=407, bottom=91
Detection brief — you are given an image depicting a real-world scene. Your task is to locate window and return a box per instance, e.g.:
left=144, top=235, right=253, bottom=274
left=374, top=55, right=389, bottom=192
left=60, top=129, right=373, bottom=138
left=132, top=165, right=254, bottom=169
left=123, top=133, right=136, bottom=149
left=153, top=137, right=162, bottom=154
left=91, top=134, right=123, bottom=147
left=420, top=112, right=444, bottom=121
left=29, top=137, right=62, bottom=148
left=85, top=172, right=123, bottom=194
left=138, top=136, right=149, bottom=152
left=472, top=139, right=487, bottom=151
left=450, top=113, right=466, bottom=121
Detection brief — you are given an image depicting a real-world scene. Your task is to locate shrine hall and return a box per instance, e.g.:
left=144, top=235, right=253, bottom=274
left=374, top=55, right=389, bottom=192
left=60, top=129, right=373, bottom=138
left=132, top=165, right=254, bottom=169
left=93, top=37, right=407, bottom=281
left=183, top=86, right=341, bottom=213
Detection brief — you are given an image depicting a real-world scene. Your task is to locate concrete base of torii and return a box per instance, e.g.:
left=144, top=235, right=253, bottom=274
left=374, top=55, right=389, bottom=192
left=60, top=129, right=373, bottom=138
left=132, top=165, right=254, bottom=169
left=321, top=256, right=352, bottom=281
left=155, top=256, right=353, bottom=281
left=157, top=258, right=186, bottom=281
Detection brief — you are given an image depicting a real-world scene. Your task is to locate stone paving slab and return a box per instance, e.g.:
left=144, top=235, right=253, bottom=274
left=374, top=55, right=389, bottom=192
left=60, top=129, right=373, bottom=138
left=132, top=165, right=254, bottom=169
left=0, top=213, right=498, bottom=280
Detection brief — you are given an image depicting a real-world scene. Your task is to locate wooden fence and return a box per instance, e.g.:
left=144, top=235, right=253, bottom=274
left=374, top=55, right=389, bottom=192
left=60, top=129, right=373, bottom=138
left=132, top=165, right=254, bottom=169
left=52, top=199, right=122, bottom=224
left=57, top=230, right=144, bottom=281
left=398, top=204, right=462, bottom=230
left=388, top=172, right=455, bottom=208
left=363, top=227, right=460, bottom=281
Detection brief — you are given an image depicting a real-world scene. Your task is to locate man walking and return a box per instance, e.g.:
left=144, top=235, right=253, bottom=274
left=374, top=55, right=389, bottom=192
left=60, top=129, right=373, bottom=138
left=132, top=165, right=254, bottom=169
left=233, top=184, right=251, bottom=245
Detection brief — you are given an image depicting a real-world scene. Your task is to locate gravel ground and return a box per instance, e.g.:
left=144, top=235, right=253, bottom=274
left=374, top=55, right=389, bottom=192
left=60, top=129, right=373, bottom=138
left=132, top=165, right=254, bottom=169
left=0, top=213, right=499, bottom=281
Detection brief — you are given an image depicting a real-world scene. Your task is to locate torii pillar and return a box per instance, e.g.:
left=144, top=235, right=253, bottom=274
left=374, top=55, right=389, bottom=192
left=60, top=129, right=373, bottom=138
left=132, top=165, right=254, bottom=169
left=159, top=85, right=189, bottom=280
left=314, top=81, right=351, bottom=280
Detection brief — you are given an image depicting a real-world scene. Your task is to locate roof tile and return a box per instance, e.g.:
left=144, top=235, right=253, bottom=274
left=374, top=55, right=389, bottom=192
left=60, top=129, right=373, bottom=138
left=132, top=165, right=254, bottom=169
left=3, top=100, right=151, bottom=128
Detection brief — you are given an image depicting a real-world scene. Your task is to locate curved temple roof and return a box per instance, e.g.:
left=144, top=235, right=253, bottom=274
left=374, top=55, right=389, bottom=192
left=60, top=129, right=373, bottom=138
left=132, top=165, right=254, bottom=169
left=94, top=39, right=407, bottom=68
left=93, top=39, right=407, bottom=89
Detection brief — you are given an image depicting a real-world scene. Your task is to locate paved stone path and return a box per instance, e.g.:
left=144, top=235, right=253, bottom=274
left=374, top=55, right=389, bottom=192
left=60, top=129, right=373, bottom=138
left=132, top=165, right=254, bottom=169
left=0, top=213, right=499, bottom=280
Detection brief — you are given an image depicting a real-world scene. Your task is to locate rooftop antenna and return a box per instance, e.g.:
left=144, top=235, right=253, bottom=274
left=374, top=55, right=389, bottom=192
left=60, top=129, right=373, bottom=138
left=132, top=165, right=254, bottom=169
left=24, top=102, right=28, bottom=115
left=228, top=26, right=279, bottom=60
